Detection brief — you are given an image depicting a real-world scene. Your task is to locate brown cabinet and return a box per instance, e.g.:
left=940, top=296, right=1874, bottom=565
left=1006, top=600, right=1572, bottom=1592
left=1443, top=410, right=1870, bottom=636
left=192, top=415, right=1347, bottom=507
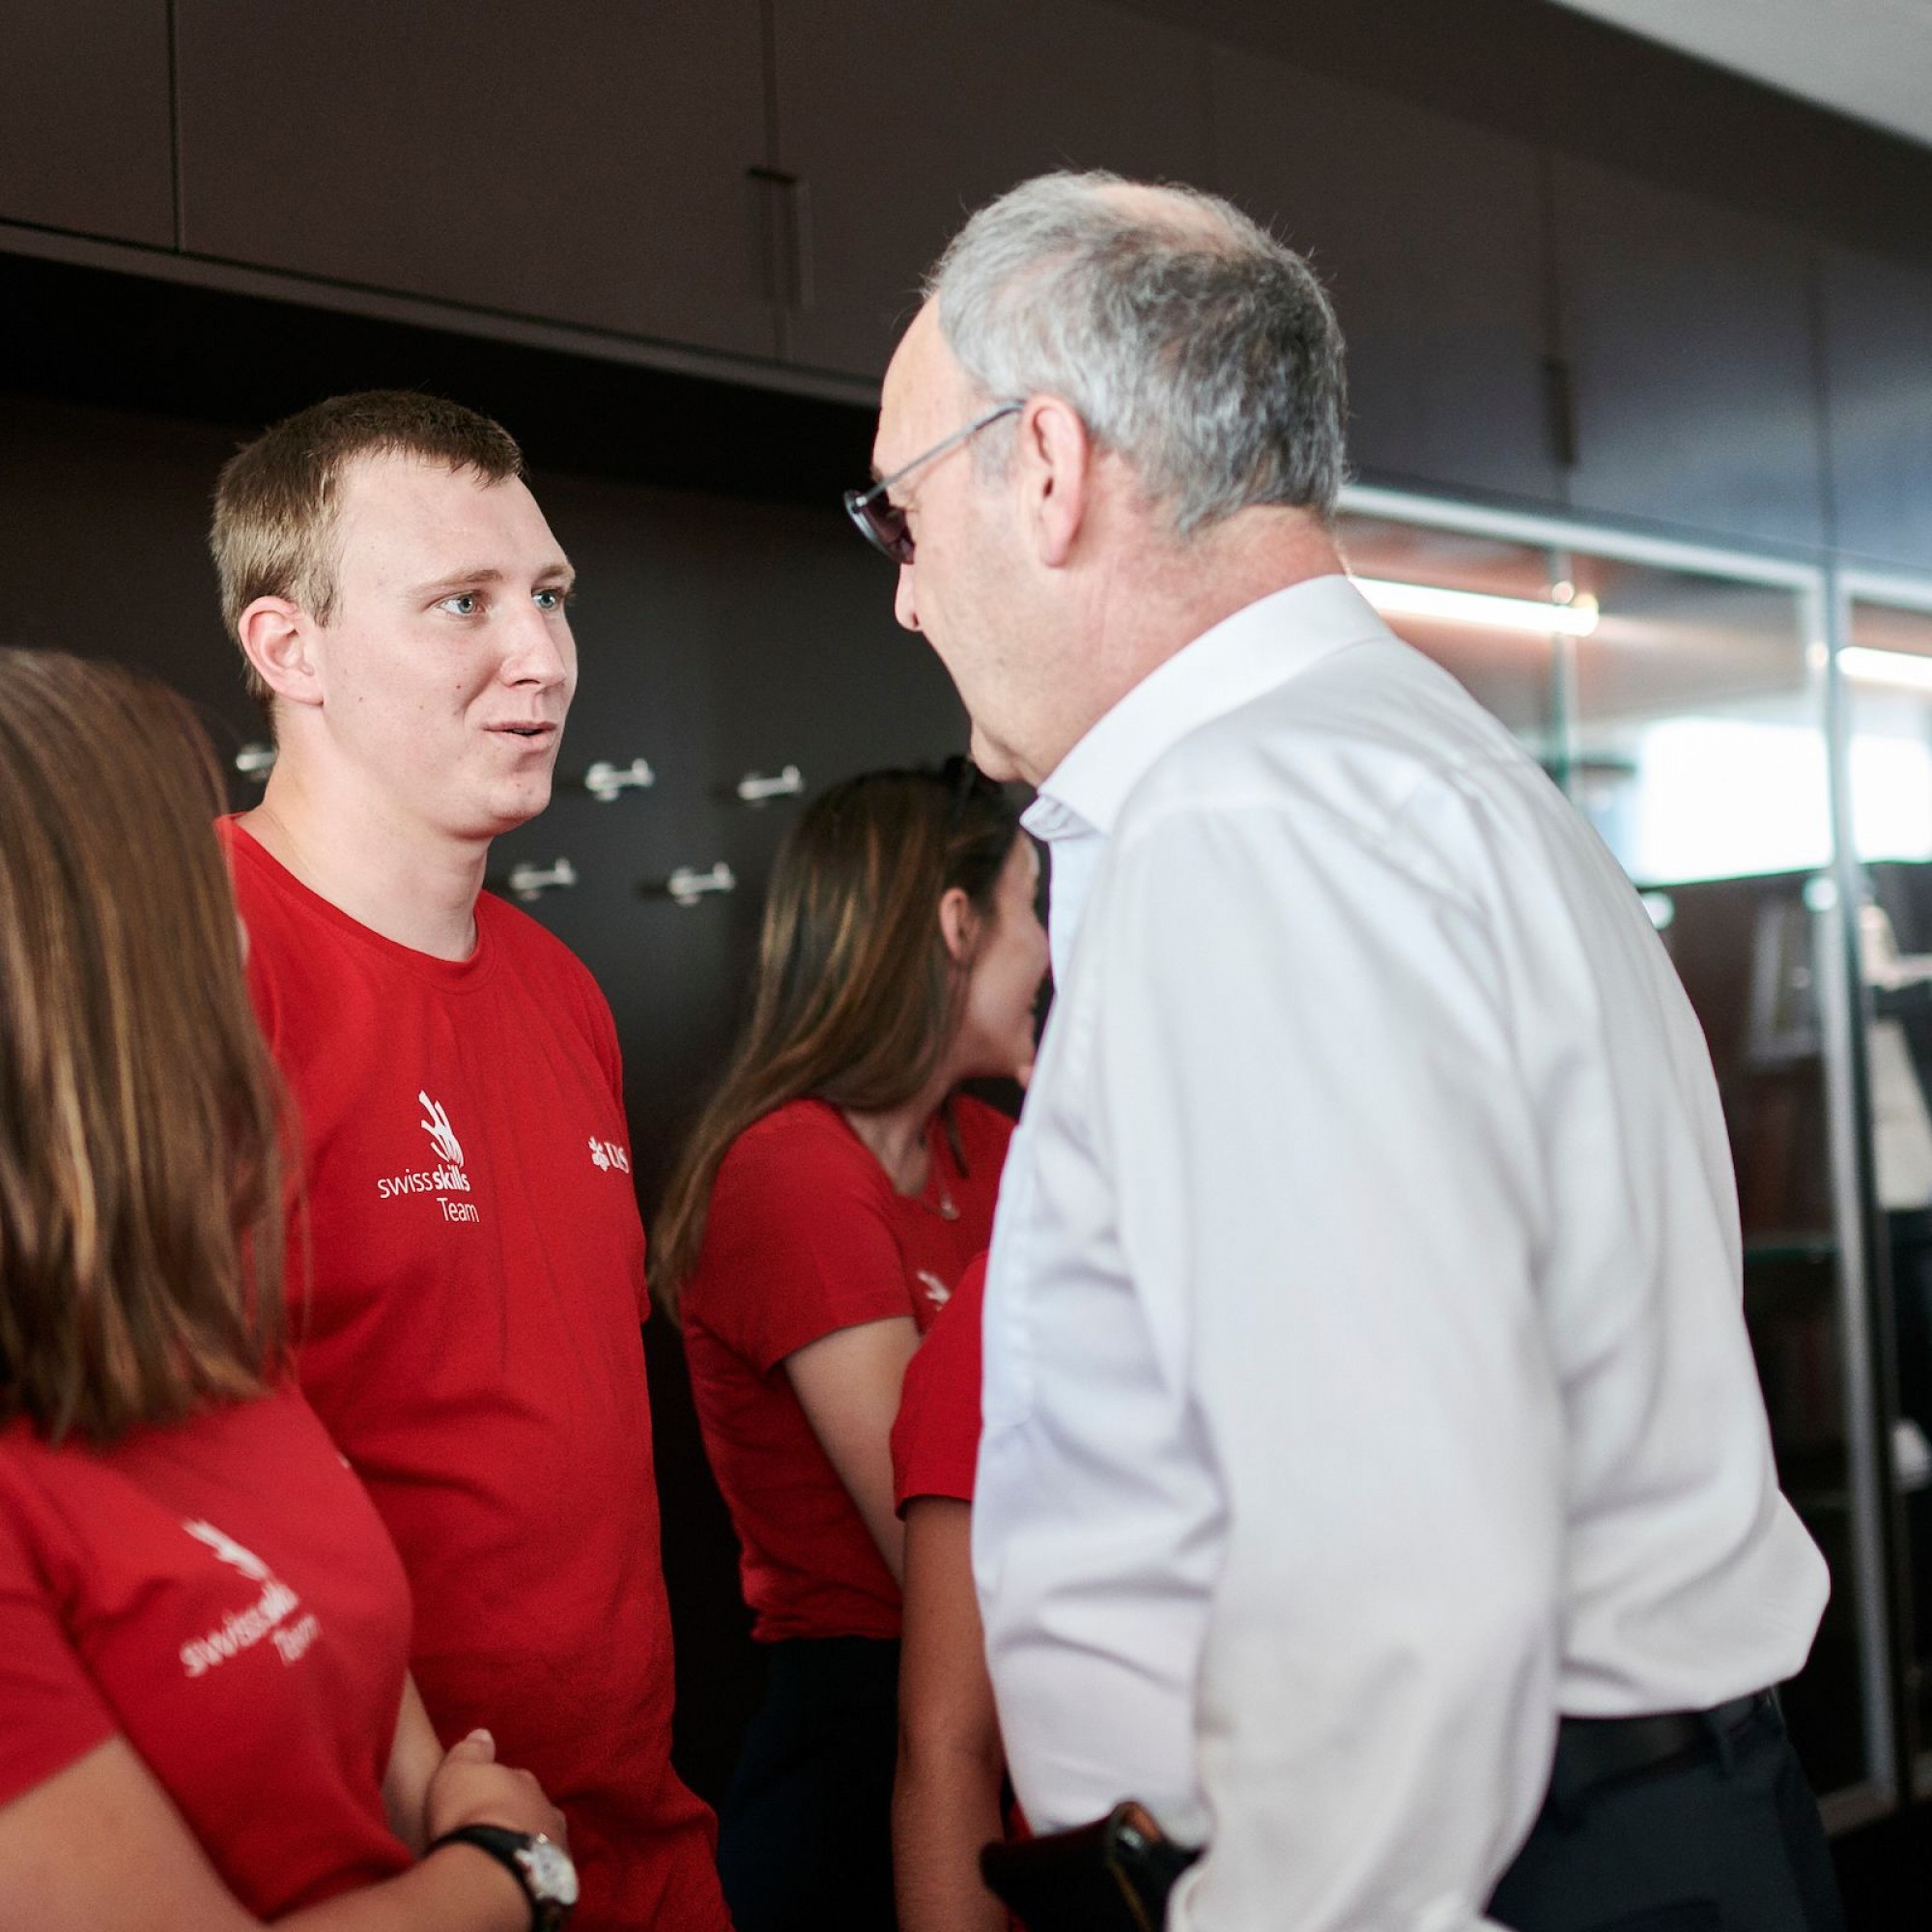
left=0, top=0, right=174, bottom=245
left=767, top=0, right=1211, bottom=380
left=173, top=0, right=776, bottom=360
left=1823, top=245, right=1932, bottom=573
left=1209, top=50, right=1558, bottom=506
left=1551, top=157, right=1828, bottom=550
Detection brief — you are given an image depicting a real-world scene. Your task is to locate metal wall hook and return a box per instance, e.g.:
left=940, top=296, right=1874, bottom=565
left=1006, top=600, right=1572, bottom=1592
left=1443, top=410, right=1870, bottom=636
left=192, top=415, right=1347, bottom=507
left=649, top=862, right=736, bottom=907
left=583, top=757, right=656, bottom=802
left=507, top=857, right=578, bottom=902
left=235, top=742, right=277, bottom=780
left=737, top=763, right=803, bottom=806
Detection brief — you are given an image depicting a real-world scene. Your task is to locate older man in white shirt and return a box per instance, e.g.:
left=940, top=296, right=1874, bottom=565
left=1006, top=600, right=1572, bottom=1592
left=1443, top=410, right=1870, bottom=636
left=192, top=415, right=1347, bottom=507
left=847, top=172, right=1841, bottom=1932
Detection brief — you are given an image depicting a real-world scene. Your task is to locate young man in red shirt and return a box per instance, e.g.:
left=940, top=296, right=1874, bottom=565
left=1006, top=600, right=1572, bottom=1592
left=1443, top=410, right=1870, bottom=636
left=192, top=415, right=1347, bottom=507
left=211, top=390, right=728, bottom=1931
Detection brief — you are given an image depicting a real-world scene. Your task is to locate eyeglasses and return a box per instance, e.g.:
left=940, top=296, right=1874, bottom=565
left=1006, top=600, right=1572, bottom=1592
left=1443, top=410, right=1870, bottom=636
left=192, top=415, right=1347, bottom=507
left=843, top=401, right=1024, bottom=563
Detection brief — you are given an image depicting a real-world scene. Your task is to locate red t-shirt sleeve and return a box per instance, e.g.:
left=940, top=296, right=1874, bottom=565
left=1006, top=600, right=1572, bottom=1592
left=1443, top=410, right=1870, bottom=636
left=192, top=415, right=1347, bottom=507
left=0, top=1489, right=117, bottom=1804
left=892, top=1253, right=988, bottom=1514
left=696, top=1112, right=918, bottom=1375
left=569, top=953, right=627, bottom=1117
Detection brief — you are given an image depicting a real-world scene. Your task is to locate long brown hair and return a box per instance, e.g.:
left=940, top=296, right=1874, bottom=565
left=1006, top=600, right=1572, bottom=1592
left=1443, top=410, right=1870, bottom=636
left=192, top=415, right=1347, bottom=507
left=652, top=762, right=1021, bottom=1318
left=0, top=650, right=287, bottom=1443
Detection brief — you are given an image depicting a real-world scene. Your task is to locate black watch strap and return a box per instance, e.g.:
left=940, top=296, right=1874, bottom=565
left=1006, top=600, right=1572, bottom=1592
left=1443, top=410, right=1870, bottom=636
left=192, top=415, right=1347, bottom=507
left=430, top=1823, right=578, bottom=1931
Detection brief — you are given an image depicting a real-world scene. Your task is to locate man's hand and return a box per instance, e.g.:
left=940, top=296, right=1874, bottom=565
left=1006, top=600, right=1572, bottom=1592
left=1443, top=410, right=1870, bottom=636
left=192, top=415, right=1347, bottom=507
left=425, top=1729, right=569, bottom=1849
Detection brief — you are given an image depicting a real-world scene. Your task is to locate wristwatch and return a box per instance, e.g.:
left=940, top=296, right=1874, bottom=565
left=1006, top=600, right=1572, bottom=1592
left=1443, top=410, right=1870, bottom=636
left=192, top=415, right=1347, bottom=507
left=431, top=1824, right=579, bottom=1930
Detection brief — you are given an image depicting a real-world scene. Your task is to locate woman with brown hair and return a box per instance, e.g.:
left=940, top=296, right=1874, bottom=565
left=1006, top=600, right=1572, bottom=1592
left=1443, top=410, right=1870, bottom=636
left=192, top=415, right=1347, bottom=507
left=0, top=648, right=574, bottom=1932
left=652, top=761, right=1048, bottom=1931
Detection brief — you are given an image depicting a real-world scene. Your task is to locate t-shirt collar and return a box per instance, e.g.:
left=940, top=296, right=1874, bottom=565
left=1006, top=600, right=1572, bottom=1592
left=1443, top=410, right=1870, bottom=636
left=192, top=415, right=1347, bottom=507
left=1021, top=575, right=1385, bottom=845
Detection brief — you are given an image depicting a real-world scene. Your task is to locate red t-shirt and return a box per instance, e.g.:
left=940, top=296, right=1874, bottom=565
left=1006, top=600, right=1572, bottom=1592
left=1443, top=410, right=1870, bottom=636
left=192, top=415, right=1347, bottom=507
left=222, top=819, right=725, bottom=1932
left=892, top=1253, right=988, bottom=1516
left=682, top=1096, right=1011, bottom=1642
left=0, top=1384, right=412, bottom=1917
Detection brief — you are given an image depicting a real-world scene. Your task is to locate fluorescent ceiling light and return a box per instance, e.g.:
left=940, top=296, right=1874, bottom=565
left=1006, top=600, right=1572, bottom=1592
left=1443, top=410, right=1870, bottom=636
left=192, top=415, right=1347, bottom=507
left=1354, top=577, right=1601, bottom=638
left=1840, top=645, right=1932, bottom=694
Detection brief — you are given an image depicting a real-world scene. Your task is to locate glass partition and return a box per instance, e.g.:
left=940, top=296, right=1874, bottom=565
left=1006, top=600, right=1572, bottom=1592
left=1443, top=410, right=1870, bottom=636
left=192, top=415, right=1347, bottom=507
left=1338, top=503, right=1885, bottom=1812
left=1841, top=592, right=1932, bottom=1794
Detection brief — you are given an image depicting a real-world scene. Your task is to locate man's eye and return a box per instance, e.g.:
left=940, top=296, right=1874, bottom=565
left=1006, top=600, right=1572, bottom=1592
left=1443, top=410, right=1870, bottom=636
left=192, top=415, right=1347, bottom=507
left=533, top=586, right=570, bottom=612
left=439, top=593, right=481, bottom=617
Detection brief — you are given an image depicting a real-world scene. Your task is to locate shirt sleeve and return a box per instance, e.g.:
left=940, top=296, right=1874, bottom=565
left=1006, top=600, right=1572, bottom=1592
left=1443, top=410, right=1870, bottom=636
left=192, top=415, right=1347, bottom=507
left=893, top=1255, right=988, bottom=1514
left=695, top=1116, right=919, bottom=1375
left=1092, top=791, right=1564, bottom=1932
left=0, top=1488, right=119, bottom=1805
left=583, top=978, right=627, bottom=1117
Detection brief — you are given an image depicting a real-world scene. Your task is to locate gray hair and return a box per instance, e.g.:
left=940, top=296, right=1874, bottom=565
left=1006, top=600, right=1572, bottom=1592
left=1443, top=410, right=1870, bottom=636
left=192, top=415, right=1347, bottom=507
left=923, top=171, right=1348, bottom=534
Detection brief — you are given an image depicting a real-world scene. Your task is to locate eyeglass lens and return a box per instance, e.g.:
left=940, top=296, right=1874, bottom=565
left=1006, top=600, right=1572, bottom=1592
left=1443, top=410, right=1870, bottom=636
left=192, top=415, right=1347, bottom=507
left=845, top=488, right=914, bottom=563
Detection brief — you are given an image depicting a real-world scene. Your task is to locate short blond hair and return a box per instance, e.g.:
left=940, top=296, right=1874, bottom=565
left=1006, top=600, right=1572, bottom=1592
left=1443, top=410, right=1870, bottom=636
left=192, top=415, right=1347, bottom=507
left=211, top=390, right=525, bottom=706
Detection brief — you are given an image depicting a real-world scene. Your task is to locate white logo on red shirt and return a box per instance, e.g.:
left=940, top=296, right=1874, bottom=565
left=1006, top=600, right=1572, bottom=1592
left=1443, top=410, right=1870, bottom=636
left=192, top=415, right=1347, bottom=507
left=184, top=1519, right=272, bottom=1582
left=376, top=1091, right=477, bottom=1221
left=178, top=1520, right=320, bottom=1677
left=588, top=1135, right=631, bottom=1175
left=916, top=1269, right=952, bottom=1308
left=420, top=1093, right=465, bottom=1167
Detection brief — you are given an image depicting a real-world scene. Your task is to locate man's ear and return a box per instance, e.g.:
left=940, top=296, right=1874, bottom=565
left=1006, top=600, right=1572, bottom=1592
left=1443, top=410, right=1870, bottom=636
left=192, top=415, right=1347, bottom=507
left=237, top=597, right=324, bottom=710
left=1017, top=396, right=1094, bottom=570
left=938, top=885, right=979, bottom=963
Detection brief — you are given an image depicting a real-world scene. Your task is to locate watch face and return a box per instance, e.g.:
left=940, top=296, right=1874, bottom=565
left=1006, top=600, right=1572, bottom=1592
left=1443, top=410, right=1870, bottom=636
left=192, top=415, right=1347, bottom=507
left=518, top=1835, right=580, bottom=1910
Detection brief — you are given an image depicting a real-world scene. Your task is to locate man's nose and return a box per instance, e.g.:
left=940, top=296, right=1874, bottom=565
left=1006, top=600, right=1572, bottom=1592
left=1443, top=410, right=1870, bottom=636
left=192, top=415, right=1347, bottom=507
left=894, top=565, right=921, bottom=633
left=503, top=604, right=572, bottom=686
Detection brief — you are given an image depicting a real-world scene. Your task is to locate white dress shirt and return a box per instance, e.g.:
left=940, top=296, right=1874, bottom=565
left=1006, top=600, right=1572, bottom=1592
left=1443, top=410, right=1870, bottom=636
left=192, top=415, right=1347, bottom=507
left=974, top=577, right=1830, bottom=1931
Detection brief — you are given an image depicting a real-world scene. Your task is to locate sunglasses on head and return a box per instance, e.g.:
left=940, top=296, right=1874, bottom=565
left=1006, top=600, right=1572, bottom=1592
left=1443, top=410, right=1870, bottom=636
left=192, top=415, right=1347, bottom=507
left=843, top=401, right=1024, bottom=564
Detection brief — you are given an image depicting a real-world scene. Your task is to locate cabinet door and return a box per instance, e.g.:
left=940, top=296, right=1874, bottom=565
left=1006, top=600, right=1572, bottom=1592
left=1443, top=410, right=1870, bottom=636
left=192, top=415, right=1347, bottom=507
left=1823, top=246, right=1932, bottom=573
left=1551, top=157, right=1827, bottom=550
left=0, top=0, right=173, bottom=244
left=1209, top=52, right=1558, bottom=506
left=175, top=0, right=776, bottom=360
left=769, top=0, right=1211, bottom=381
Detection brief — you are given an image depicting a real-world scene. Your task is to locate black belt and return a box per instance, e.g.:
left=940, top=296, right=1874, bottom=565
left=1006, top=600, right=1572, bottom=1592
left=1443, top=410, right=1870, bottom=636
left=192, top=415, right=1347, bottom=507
left=1550, top=1690, right=1776, bottom=1800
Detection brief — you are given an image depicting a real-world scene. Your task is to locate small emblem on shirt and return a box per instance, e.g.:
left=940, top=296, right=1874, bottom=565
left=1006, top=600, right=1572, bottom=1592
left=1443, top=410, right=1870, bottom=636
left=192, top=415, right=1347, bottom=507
left=588, top=1135, right=631, bottom=1175
left=375, top=1090, right=476, bottom=1220
left=179, top=1520, right=319, bottom=1677
left=184, top=1519, right=272, bottom=1582
left=420, top=1092, right=465, bottom=1167
left=916, top=1269, right=952, bottom=1308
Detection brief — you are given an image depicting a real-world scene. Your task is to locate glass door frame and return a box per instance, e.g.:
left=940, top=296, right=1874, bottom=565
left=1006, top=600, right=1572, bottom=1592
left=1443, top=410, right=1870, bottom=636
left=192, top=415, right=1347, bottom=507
left=1834, top=562, right=1932, bottom=1811
left=1341, top=481, right=1893, bottom=1828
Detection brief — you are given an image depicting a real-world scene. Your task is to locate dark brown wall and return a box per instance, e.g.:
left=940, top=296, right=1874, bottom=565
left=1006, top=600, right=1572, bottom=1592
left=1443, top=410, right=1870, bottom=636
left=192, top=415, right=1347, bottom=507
left=7, top=0, right=1932, bottom=566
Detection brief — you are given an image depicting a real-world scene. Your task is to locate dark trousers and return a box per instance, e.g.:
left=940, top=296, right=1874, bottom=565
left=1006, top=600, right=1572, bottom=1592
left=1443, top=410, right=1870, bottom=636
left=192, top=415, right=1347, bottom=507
left=1488, top=1697, right=1846, bottom=1932
left=717, top=1634, right=901, bottom=1932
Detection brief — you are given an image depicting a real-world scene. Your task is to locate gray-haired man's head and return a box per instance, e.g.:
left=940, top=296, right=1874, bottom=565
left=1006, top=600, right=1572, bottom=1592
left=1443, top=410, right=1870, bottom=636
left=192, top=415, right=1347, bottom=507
left=923, top=172, right=1348, bottom=533
left=867, top=173, right=1350, bottom=786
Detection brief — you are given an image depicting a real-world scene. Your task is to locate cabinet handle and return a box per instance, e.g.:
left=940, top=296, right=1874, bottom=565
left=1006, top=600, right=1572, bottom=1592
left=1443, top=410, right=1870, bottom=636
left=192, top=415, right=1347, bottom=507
left=506, top=857, right=578, bottom=902
left=1541, top=355, right=1578, bottom=471
left=737, top=763, right=803, bottom=806
left=749, top=166, right=815, bottom=312
left=582, top=757, right=656, bottom=802
left=788, top=175, right=815, bottom=313
left=646, top=862, right=736, bottom=908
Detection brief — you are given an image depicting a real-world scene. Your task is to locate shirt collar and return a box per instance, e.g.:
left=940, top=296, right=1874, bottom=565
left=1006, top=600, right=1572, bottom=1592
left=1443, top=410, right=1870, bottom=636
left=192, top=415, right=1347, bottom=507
left=1021, top=575, right=1386, bottom=846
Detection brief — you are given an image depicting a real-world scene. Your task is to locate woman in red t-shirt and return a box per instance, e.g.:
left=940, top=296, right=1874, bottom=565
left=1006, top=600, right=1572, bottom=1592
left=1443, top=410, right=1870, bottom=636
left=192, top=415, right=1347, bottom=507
left=653, top=762, right=1049, bottom=1931
left=0, top=650, right=570, bottom=1932
left=890, top=1255, right=1012, bottom=1932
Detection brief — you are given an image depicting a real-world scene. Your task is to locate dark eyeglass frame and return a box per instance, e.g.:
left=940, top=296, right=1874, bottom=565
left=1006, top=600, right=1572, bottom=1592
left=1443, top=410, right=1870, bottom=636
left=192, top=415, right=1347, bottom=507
left=843, top=400, right=1024, bottom=563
